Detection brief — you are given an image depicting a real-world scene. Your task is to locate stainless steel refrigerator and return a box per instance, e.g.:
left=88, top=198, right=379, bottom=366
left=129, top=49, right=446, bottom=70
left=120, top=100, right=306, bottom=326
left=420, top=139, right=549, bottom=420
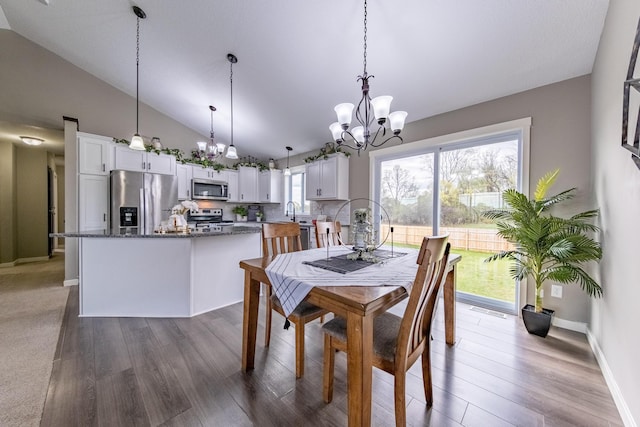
left=110, top=170, right=178, bottom=233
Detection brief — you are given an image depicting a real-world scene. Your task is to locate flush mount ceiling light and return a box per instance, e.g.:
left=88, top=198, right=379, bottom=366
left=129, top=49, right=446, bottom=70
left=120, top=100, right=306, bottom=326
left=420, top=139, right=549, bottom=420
left=20, top=136, right=43, bottom=146
left=129, top=5, right=147, bottom=151
left=225, top=53, right=239, bottom=160
left=284, top=146, right=293, bottom=176
left=329, top=0, right=407, bottom=154
left=196, top=105, right=227, bottom=160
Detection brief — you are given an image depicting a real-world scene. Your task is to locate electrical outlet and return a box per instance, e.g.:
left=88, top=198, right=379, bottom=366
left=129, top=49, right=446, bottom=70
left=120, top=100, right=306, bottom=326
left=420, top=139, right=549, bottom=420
left=551, top=284, right=563, bottom=298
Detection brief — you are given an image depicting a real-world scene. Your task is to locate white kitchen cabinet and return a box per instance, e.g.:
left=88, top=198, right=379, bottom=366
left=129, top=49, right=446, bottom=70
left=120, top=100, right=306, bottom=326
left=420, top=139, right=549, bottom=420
left=226, top=170, right=240, bottom=202
left=176, top=163, right=193, bottom=200
left=191, top=165, right=224, bottom=180
left=238, top=166, right=258, bottom=202
left=78, top=174, right=109, bottom=230
left=258, top=169, right=283, bottom=203
left=78, top=133, right=113, bottom=175
left=305, top=154, right=349, bottom=200
left=114, top=145, right=176, bottom=175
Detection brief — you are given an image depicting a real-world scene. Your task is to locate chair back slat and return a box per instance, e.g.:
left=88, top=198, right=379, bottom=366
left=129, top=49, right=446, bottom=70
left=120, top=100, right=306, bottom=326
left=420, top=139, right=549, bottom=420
left=315, top=221, right=343, bottom=248
left=395, top=236, right=450, bottom=369
left=262, top=222, right=303, bottom=256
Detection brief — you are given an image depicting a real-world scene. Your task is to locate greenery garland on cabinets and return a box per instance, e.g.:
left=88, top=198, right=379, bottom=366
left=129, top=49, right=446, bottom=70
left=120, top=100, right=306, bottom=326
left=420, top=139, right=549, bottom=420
left=304, top=142, right=351, bottom=163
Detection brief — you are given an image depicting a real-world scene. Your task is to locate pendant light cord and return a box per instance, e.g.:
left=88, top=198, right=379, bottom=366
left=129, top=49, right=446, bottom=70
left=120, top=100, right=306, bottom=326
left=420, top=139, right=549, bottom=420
left=136, top=15, right=140, bottom=134
left=230, top=59, right=234, bottom=146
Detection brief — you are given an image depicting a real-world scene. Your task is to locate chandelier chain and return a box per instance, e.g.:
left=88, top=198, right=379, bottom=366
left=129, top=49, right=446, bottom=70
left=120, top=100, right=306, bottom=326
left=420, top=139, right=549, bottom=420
left=363, top=0, right=368, bottom=75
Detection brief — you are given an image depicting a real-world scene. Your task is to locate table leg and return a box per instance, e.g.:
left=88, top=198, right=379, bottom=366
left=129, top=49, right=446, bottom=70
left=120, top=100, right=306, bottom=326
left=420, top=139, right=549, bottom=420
left=346, top=311, right=373, bottom=426
left=444, top=264, right=457, bottom=346
left=241, top=270, right=261, bottom=371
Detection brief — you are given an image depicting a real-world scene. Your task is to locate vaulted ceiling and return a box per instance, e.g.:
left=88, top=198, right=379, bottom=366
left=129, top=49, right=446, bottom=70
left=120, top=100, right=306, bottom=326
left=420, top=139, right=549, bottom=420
left=0, top=0, right=609, bottom=159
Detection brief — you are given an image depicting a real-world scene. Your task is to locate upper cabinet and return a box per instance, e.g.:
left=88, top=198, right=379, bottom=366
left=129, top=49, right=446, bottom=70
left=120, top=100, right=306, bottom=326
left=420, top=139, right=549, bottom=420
left=176, top=163, right=193, bottom=200
left=114, top=145, right=176, bottom=175
left=237, top=166, right=258, bottom=203
left=192, top=165, right=225, bottom=180
left=305, top=154, right=349, bottom=200
left=226, top=170, right=240, bottom=202
left=78, top=133, right=113, bottom=175
left=258, top=169, right=283, bottom=203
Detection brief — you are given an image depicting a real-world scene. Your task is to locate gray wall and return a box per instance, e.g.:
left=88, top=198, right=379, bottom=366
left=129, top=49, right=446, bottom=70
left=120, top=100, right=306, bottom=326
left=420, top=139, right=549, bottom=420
left=348, top=75, right=593, bottom=323
left=591, top=0, right=640, bottom=424
left=0, top=29, right=206, bottom=154
left=15, top=146, right=48, bottom=260
left=0, top=141, right=17, bottom=264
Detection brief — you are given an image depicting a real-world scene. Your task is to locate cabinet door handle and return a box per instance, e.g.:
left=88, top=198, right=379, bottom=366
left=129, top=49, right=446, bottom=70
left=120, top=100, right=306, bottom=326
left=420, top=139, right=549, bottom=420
left=148, top=162, right=151, bottom=170
left=142, top=161, right=146, bottom=170
left=102, top=164, right=105, bottom=172
left=103, top=213, right=106, bottom=221
left=187, top=190, right=190, bottom=198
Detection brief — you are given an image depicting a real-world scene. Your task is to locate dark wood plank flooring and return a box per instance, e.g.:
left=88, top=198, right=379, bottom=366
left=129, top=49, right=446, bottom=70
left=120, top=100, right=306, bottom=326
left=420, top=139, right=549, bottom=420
left=41, top=287, right=623, bottom=426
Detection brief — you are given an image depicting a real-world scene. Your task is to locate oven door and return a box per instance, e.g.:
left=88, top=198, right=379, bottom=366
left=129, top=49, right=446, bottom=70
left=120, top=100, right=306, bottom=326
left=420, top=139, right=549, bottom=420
left=191, top=179, right=228, bottom=200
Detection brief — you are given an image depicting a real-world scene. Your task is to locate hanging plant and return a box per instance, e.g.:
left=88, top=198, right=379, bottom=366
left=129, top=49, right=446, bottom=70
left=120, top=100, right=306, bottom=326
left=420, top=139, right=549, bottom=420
left=304, top=142, right=351, bottom=163
left=232, top=159, right=269, bottom=171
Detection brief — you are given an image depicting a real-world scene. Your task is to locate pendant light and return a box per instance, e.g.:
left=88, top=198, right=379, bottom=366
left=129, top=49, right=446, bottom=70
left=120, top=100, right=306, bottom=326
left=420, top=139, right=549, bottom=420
left=225, top=53, right=239, bottom=159
left=284, top=146, right=292, bottom=176
left=129, top=6, right=147, bottom=151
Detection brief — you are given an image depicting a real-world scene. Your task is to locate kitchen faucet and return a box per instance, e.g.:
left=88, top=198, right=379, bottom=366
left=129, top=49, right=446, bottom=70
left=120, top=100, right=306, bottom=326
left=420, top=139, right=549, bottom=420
left=285, top=201, right=296, bottom=222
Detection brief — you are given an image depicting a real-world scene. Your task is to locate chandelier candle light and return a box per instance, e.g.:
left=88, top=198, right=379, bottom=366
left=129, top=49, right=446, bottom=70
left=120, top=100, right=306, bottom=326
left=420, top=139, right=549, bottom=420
left=130, top=6, right=147, bottom=151
left=329, top=0, right=407, bottom=154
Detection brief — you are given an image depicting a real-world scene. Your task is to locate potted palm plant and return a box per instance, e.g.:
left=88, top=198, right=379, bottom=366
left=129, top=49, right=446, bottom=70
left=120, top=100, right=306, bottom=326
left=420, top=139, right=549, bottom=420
left=483, top=170, right=603, bottom=337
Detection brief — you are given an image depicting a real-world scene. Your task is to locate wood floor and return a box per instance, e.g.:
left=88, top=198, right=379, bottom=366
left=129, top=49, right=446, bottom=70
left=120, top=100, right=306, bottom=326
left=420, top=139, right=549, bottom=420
left=41, top=286, right=623, bottom=426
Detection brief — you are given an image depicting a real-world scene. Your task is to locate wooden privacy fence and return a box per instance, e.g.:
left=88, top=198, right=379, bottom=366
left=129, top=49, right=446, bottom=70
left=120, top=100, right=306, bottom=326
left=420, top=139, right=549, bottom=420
left=380, top=224, right=514, bottom=252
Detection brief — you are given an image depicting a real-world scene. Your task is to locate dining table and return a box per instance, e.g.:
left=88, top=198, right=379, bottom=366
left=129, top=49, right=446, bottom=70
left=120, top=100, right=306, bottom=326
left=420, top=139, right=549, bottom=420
left=239, top=247, right=461, bottom=426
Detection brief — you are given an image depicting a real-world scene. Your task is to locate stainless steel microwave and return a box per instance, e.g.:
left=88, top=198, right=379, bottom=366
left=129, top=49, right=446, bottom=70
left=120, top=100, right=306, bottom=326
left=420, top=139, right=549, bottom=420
left=191, top=178, right=228, bottom=200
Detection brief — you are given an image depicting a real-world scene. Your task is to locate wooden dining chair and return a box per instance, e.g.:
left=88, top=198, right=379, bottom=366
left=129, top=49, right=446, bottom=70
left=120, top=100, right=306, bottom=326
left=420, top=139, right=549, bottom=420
left=314, top=220, right=343, bottom=248
left=262, top=222, right=328, bottom=378
left=322, top=235, right=450, bottom=426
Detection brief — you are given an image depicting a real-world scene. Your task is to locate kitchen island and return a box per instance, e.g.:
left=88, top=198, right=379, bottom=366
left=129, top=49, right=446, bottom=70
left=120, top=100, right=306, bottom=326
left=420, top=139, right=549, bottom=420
left=55, top=225, right=261, bottom=317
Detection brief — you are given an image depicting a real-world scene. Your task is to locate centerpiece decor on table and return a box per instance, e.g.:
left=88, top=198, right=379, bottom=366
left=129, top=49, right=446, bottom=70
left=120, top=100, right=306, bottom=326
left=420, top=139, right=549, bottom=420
left=169, top=200, right=198, bottom=232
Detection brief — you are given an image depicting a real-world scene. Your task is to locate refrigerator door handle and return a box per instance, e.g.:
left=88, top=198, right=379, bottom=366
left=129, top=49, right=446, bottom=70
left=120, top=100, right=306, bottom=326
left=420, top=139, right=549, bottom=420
left=140, top=188, right=146, bottom=233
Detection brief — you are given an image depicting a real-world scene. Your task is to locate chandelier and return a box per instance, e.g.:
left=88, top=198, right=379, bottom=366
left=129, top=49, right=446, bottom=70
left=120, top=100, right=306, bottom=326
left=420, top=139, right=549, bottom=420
left=129, top=6, right=147, bottom=151
left=196, top=105, right=228, bottom=160
left=329, top=0, right=407, bottom=154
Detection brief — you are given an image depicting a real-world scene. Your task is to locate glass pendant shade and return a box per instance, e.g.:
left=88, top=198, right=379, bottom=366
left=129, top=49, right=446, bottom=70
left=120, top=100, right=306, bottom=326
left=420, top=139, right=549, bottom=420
left=352, top=126, right=365, bottom=143
left=371, top=96, right=393, bottom=120
left=388, top=111, right=408, bottom=132
left=334, top=103, right=355, bottom=126
left=130, top=134, right=146, bottom=150
left=196, top=141, right=207, bottom=151
left=216, top=142, right=226, bottom=152
left=226, top=145, right=238, bottom=159
left=329, top=122, right=343, bottom=141
left=284, top=167, right=291, bottom=176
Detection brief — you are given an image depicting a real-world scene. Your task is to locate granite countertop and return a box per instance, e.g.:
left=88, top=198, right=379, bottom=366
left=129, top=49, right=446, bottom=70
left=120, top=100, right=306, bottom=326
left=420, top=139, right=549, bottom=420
left=51, top=224, right=261, bottom=239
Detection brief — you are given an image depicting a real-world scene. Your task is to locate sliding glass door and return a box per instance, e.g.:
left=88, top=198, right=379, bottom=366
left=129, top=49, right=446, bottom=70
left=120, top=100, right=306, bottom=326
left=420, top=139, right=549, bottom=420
left=376, top=131, right=523, bottom=314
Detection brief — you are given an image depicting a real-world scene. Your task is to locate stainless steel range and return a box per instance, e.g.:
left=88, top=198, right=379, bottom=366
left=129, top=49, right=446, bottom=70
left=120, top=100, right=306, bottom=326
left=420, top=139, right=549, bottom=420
left=187, top=208, right=233, bottom=232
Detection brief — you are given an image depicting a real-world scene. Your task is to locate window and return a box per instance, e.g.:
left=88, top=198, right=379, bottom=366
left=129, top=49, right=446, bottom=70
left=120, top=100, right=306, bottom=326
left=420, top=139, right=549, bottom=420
left=371, top=118, right=531, bottom=314
left=284, top=166, right=310, bottom=214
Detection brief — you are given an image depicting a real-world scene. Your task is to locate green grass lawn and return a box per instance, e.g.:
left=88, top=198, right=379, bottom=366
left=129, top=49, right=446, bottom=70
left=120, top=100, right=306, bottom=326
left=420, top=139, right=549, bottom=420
left=392, top=243, right=515, bottom=302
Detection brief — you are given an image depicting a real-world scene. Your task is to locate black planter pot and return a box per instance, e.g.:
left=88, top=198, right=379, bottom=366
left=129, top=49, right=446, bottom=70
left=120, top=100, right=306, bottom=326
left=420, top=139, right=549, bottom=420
left=521, top=304, right=555, bottom=337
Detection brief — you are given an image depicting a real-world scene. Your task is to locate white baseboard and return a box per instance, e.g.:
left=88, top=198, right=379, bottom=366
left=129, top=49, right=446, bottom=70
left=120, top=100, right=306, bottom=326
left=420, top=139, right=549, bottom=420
left=552, top=316, right=587, bottom=333
left=16, top=256, right=50, bottom=264
left=63, top=279, right=78, bottom=287
left=587, top=329, right=637, bottom=427
left=0, top=260, right=17, bottom=268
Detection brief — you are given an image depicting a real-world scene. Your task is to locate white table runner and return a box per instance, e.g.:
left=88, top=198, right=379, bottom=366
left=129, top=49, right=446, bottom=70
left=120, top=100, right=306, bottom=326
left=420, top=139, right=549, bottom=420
left=265, top=246, right=418, bottom=317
